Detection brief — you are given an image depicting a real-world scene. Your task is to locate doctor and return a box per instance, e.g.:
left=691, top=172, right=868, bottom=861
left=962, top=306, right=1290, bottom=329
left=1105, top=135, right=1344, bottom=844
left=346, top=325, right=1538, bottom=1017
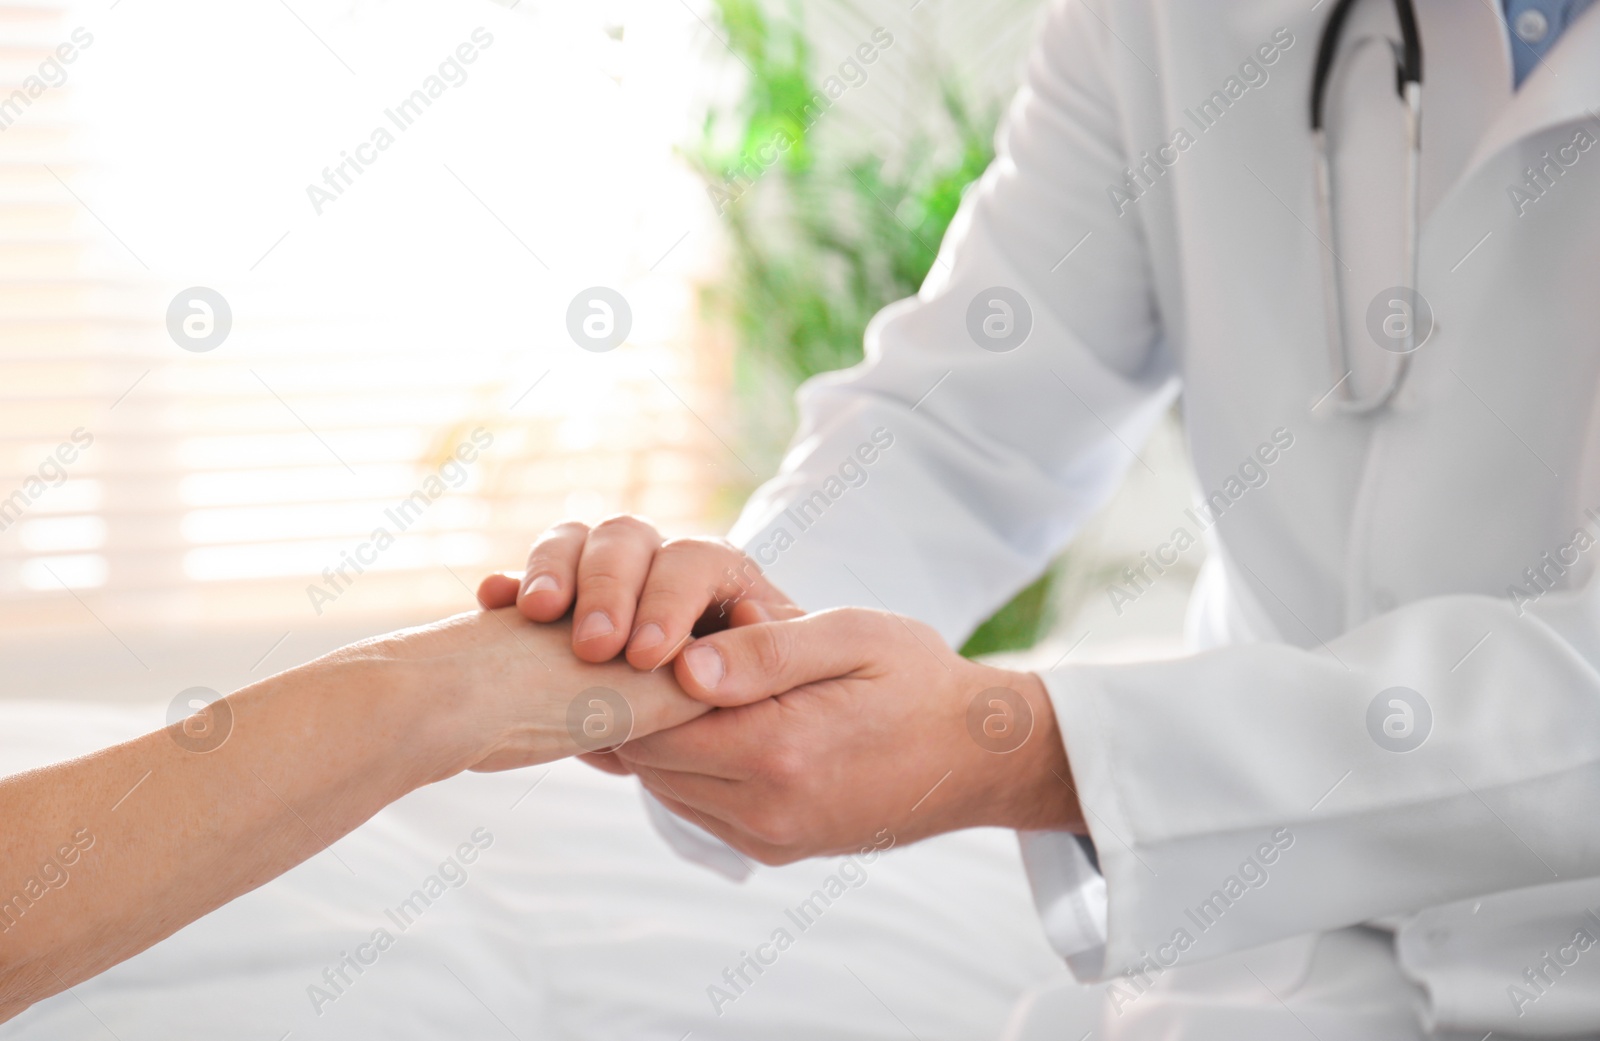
left=480, top=1, right=1600, bottom=1036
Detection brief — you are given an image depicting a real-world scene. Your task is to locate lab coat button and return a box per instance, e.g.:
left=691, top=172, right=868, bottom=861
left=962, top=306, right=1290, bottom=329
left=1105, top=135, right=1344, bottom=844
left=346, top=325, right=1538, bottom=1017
left=1514, top=8, right=1550, bottom=43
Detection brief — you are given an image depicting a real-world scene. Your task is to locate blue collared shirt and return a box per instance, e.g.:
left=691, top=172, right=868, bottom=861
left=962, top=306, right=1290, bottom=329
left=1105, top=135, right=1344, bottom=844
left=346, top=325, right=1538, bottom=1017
left=1503, top=0, right=1597, bottom=86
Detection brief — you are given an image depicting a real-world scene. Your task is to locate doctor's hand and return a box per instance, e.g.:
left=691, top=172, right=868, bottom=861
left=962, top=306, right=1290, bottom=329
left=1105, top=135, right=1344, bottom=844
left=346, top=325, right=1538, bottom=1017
left=476, top=517, right=796, bottom=669
left=612, top=607, right=1085, bottom=864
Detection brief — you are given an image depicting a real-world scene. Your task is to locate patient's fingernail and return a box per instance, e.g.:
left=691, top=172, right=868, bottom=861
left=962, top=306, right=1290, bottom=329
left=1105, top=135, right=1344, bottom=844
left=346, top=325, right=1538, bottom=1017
left=684, top=644, right=724, bottom=690
left=576, top=610, right=615, bottom=642
left=524, top=573, right=559, bottom=596
left=630, top=622, right=665, bottom=652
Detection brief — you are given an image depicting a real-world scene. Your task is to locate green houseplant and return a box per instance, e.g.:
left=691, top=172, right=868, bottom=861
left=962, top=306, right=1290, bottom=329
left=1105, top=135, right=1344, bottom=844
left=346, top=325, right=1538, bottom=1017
left=689, top=0, right=1057, bottom=655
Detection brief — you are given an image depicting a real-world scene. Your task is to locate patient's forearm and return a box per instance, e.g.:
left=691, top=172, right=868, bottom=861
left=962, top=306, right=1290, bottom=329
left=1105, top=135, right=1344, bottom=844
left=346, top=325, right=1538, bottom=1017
left=0, top=655, right=440, bottom=1019
left=0, top=611, right=702, bottom=1019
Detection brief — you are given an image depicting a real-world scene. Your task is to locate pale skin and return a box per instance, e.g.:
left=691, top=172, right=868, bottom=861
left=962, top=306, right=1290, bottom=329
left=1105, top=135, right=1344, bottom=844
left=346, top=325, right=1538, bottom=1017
left=1, top=519, right=1080, bottom=1020
left=476, top=516, right=1085, bottom=866
left=0, top=610, right=705, bottom=1021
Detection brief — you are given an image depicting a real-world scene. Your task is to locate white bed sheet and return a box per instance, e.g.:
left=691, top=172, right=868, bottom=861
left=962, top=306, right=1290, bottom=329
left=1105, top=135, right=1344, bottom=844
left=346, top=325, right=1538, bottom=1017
left=0, top=701, right=1071, bottom=1040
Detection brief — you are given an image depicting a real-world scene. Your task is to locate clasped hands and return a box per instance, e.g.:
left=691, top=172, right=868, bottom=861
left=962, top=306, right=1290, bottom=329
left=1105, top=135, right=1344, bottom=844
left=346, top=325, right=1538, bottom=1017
left=476, top=516, right=1084, bottom=865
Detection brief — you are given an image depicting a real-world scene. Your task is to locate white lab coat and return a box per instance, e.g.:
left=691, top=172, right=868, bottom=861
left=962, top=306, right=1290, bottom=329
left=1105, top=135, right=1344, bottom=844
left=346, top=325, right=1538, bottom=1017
left=670, top=1, right=1600, bottom=1037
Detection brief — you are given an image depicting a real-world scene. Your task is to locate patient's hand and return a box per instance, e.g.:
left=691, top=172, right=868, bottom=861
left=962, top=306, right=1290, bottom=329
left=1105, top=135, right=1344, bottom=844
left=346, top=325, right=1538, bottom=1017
left=0, top=605, right=705, bottom=1019
left=475, top=516, right=796, bottom=670
left=337, top=608, right=710, bottom=774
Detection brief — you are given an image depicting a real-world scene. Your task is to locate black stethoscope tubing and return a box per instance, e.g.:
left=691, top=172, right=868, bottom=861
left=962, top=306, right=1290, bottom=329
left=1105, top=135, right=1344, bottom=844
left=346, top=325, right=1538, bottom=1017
left=1310, top=0, right=1425, bottom=414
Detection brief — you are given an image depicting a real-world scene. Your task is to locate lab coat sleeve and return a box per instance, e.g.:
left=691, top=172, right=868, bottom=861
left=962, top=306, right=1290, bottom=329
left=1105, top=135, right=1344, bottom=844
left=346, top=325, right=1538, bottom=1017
left=724, top=0, right=1176, bottom=644
left=654, top=0, right=1171, bottom=952
left=649, top=0, right=1176, bottom=901
left=1047, top=585, right=1600, bottom=982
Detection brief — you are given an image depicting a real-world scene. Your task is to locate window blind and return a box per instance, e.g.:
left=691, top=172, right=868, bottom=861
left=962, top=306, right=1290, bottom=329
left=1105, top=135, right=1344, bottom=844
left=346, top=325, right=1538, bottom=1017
left=0, top=0, right=732, bottom=640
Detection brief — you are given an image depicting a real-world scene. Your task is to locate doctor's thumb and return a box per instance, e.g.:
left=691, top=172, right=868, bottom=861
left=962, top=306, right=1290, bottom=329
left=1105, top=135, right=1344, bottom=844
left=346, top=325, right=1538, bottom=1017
left=673, top=610, right=870, bottom=708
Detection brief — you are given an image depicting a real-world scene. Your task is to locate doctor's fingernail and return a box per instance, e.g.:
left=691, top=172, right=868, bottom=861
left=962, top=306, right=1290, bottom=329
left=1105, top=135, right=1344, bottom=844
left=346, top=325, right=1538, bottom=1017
left=629, top=622, right=665, bottom=652
left=576, top=611, right=615, bottom=642
left=524, top=573, right=560, bottom=596
left=684, top=644, right=724, bottom=690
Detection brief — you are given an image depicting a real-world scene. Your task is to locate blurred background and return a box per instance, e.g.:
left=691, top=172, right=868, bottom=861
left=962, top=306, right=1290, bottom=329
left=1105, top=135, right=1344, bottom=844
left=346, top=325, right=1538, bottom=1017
left=0, top=0, right=1199, bottom=707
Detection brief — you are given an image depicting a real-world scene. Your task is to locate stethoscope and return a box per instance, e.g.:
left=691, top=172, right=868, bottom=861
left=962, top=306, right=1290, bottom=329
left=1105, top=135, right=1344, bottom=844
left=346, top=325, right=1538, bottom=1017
left=1311, top=0, right=1423, bottom=414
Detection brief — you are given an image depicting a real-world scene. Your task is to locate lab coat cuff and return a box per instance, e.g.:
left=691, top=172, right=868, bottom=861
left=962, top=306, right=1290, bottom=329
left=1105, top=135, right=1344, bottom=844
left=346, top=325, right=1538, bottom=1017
left=1016, top=828, right=1109, bottom=980
left=1036, top=665, right=1140, bottom=981
left=640, top=788, right=753, bottom=882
